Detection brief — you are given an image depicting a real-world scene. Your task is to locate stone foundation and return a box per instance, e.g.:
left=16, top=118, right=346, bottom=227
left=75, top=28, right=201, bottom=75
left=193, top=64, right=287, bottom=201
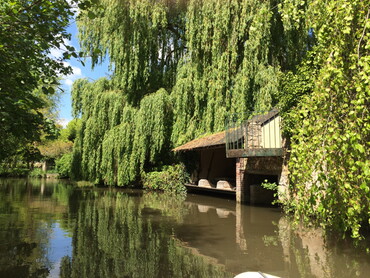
left=236, top=155, right=289, bottom=204
left=216, top=180, right=234, bottom=190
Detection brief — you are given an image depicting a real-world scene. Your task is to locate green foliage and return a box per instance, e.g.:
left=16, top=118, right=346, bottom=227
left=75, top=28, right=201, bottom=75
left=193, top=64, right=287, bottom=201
left=20, top=145, right=42, bottom=164
left=100, top=105, right=138, bottom=185
left=142, top=164, right=188, bottom=195
left=132, top=88, right=173, bottom=171
left=72, top=0, right=303, bottom=187
left=261, top=180, right=278, bottom=191
left=71, top=80, right=173, bottom=186
left=28, top=168, right=46, bottom=178
left=0, top=167, right=29, bottom=177
left=59, top=119, right=82, bottom=142
left=78, top=0, right=186, bottom=105
left=56, top=153, right=73, bottom=178
left=171, top=0, right=300, bottom=145
left=278, top=51, right=320, bottom=135
left=0, top=0, right=75, bottom=161
left=38, top=140, right=73, bottom=160
left=280, top=0, right=370, bottom=240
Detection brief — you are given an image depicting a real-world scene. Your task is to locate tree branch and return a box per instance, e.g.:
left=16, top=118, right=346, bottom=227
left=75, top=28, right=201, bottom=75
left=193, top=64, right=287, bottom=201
left=358, top=8, right=370, bottom=60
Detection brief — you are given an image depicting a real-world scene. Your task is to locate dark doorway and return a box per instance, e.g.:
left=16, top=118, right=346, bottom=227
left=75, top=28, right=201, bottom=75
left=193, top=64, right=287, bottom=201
left=245, top=174, right=278, bottom=206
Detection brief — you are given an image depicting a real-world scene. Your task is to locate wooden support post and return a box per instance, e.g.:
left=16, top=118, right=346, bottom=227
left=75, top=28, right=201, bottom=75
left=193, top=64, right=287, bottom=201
left=236, top=158, right=247, bottom=203
left=42, top=161, right=47, bottom=172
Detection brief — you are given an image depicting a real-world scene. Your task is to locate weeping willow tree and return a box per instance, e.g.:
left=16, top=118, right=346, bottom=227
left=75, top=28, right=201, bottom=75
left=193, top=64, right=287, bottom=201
left=71, top=78, right=173, bottom=184
left=171, top=0, right=305, bottom=145
left=71, top=0, right=305, bottom=185
left=78, top=0, right=188, bottom=105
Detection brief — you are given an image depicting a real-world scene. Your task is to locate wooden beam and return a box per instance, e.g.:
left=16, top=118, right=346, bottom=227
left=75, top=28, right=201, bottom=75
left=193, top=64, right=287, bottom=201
left=226, top=148, right=284, bottom=158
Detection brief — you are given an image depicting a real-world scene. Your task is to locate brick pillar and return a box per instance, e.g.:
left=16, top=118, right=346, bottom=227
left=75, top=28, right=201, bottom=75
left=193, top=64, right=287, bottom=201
left=236, top=158, right=247, bottom=203
left=278, top=162, right=289, bottom=203
left=236, top=203, right=247, bottom=250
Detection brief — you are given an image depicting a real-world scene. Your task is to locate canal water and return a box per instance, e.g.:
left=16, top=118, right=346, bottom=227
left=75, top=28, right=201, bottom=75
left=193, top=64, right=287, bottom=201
left=0, top=178, right=369, bottom=278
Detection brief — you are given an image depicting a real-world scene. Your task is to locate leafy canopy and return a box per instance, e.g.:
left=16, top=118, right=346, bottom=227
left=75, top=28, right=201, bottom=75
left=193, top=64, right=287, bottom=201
left=0, top=0, right=75, bottom=160
left=72, top=0, right=304, bottom=186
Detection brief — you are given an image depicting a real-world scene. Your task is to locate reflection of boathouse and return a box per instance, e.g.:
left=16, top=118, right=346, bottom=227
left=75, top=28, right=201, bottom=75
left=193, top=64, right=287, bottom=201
left=174, top=109, right=289, bottom=204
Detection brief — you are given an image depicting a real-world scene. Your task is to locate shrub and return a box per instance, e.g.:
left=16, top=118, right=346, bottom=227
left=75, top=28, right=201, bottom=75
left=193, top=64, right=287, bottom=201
left=28, top=168, right=45, bottom=178
left=75, top=180, right=94, bottom=187
left=0, top=166, right=29, bottom=177
left=142, top=164, right=189, bottom=195
left=55, top=153, right=72, bottom=178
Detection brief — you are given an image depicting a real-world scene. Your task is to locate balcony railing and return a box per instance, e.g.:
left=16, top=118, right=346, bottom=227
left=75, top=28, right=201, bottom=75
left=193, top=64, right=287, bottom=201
left=225, top=110, right=283, bottom=158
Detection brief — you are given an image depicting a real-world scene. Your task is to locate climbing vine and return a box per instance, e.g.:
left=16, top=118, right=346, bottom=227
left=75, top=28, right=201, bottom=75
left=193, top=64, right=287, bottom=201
left=280, top=0, right=370, bottom=239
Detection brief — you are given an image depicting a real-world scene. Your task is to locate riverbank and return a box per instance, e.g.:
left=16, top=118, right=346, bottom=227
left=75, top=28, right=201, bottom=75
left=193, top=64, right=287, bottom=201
left=0, top=167, right=60, bottom=179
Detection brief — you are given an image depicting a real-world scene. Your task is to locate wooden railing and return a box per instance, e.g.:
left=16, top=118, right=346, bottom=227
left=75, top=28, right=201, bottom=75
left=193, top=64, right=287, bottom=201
left=225, top=110, right=283, bottom=158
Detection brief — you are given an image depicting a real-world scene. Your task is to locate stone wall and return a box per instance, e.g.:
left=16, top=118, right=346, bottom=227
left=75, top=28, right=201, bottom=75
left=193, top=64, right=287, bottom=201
left=245, top=157, right=283, bottom=174
left=244, top=122, right=262, bottom=148
left=235, top=153, right=289, bottom=204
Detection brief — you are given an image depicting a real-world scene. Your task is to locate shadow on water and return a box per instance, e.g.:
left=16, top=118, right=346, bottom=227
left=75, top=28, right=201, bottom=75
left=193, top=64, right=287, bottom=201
left=0, top=178, right=369, bottom=278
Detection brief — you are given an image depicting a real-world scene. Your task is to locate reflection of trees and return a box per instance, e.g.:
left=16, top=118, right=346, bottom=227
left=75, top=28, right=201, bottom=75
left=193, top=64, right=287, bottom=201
left=62, top=190, right=231, bottom=278
left=141, top=191, right=188, bottom=223
left=0, top=179, right=55, bottom=277
left=179, top=200, right=370, bottom=277
left=277, top=217, right=370, bottom=278
left=0, top=178, right=77, bottom=277
left=3, top=179, right=368, bottom=278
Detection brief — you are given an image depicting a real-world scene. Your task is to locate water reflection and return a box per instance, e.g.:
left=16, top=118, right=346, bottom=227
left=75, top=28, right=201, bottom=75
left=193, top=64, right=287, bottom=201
left=0, top=178, right=72, bottom=277
left=181, top=195, right=370, bottom=277
left=0, top=178, right=369, bottom=278
left=62, top=190, right=230, bottom=278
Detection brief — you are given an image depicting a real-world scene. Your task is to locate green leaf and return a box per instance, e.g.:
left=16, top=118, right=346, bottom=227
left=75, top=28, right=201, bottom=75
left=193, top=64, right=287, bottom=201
left=354, top=144, right=365, bottom=154
left=87, top=11, right=96, bottom=19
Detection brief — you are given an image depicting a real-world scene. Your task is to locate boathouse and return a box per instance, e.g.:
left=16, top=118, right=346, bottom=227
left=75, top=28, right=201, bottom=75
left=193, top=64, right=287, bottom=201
left=174, top=109, right=289, bottom=204
left=173, top=131, right=236, bottom=191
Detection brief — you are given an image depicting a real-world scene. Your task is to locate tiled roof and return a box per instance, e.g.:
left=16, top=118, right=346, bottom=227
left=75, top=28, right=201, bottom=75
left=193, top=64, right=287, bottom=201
left=173, top=108, right=279, bottom=152
left=249, top=108, right=279, bottom=124
left=173, top=131, right=226, bottom=151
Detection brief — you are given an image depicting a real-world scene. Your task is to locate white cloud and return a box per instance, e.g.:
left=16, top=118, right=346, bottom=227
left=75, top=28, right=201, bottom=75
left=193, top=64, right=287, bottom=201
left=64, top=79, right=74, bottom=86
left=62, top=61, right=83, bottom=87
left=49, top=38, right=75, bottom=59
left=71, top=65, right=82, bottom=76
left=57, top=118, right=70, bottom=128
left=50, top=47, right=64, bottom=59
left=63, top=37, right=73, bottom=47
left=67, top=0, right=79, bottom=15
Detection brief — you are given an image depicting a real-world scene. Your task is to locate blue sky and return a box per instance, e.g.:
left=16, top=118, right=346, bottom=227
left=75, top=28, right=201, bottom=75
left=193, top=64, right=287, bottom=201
left=54, top=21, right=110, bottom=127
